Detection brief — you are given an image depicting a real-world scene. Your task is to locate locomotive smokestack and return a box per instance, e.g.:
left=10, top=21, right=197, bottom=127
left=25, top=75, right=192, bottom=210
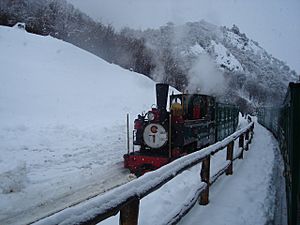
left=156, top=83, right=169, bottom=111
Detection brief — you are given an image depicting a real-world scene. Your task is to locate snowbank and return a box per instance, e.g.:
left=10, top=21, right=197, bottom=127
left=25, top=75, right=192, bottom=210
left=0, top=25, right=175, bottom=224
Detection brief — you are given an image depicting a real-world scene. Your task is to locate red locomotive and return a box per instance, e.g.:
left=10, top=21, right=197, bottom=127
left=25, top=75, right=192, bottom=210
left=124, top=83, right=239, bottom=176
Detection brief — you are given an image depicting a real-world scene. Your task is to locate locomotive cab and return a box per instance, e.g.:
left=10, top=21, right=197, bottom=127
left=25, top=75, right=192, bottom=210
left=169, top=93, right=215, bottom=121
left=169, top=93, right=216, bottom=150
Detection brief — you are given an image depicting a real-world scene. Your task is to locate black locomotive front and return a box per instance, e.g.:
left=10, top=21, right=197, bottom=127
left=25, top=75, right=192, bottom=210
left=133, top=83, right=170, bottom=153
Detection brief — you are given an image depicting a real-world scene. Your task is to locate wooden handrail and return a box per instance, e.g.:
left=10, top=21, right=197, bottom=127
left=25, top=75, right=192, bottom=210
left=32, top=122, right=254, bottom=225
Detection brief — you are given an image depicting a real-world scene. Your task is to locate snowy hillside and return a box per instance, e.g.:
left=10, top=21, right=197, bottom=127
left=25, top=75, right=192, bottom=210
left=121, top=21, right=298, bottom=111
left=0, top=24, right=176, bottom=225
left=1, top=1, right=297, bottom=113
left=67, top=0, right=300, bottom=75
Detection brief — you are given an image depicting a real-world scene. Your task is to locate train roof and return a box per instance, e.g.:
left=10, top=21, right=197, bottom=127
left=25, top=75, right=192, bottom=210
left=170, top=93, right=216, bottom=99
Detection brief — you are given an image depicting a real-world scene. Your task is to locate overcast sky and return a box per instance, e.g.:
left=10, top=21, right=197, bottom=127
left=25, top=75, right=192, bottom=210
left=67, top=0, right=300, bottom=74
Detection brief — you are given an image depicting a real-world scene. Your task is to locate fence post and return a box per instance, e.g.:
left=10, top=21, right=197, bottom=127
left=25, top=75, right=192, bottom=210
left=248, top=129, right=252, bottom=144
left=245, top=130, right=249, bottom=151
left=199, top=155, right=210, bottom=205
left=119, top=197, right=140, bottom=225
left=226, top=141, right=234, bottom=175
left=238, top=134, right=244, bottom=159
left=250, top=123, right=254, bottom=143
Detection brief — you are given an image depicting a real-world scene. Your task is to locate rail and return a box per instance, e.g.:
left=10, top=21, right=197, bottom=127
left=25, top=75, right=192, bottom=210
left=32, top=122, right=254, bottom=225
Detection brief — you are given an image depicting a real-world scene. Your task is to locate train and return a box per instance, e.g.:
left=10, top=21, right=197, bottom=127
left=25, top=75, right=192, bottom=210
left=257, top=82, right=300, bottom=225
left=124, top=83, right=239, bottom=176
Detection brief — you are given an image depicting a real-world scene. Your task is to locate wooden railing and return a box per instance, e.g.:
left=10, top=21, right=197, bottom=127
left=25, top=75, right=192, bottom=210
left=32, top=122, right=254, bottom=225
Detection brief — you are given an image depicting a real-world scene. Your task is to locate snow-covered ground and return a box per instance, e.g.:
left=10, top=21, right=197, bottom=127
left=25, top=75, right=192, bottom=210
left=0, top=25, right=283, bottom=225
left=0, top=25, right=177, bottom=225
left=178, top=120, right=279, bottom=225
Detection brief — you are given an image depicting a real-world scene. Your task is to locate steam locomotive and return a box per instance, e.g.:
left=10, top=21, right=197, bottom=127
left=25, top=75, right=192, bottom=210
left=124, top=83, right=239, bottom=176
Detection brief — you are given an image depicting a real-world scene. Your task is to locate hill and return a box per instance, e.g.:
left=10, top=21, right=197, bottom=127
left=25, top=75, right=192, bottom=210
left=121, top=21, right=298, bottom=112
left=1, top=0, right=297, bottom=113
left=0, top=24, right=167, bottom=224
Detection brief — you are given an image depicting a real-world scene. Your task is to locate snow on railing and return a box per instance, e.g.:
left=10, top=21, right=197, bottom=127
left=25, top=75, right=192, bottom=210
left=32, top=122, right=254, bottom=225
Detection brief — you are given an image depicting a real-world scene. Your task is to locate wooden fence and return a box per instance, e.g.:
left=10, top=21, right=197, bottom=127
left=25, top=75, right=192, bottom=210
left=32, top=122, right=254, bottom=225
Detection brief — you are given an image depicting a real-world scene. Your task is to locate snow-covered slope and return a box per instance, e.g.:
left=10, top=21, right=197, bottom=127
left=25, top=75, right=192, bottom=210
left=67, top=0, right=300, bottom=74
left=0, top=24, right=176, bottom=225
left=209, top=40, right=243, bottom=72
left=121, top=21, right=298, bottom=111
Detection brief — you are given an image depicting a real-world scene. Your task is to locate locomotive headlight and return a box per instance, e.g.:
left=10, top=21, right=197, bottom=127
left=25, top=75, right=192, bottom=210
left=148, top=112, right=155, bottom=121
left=143, top=124, right=168, bottom=148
